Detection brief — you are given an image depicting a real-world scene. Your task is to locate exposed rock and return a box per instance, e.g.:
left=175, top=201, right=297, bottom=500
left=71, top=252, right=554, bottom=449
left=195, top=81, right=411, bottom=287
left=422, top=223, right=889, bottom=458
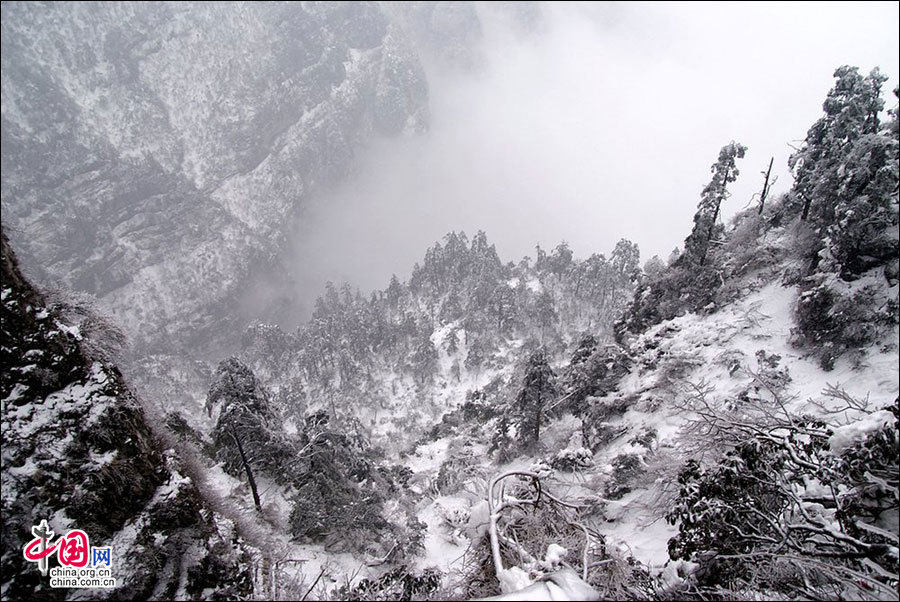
left=1, top=229, right=254, bottom=600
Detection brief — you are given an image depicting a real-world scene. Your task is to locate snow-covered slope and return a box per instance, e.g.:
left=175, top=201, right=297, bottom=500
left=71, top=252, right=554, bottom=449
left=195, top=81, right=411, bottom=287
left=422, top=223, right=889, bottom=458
left=593, top=277, right=898, bottom=568
left=322, top=206, right=896, bottom=599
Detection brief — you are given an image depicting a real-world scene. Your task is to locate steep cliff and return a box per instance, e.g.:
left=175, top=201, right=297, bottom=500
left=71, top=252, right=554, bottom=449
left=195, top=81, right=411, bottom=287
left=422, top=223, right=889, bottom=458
left=0, top=229, right=256, bottom=600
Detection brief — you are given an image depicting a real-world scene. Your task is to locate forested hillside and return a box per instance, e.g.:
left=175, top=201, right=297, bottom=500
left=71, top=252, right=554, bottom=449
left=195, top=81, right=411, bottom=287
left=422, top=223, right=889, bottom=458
left=144, top=65, right=898, bottom=600
left=1, top=2, right=897, bottom=598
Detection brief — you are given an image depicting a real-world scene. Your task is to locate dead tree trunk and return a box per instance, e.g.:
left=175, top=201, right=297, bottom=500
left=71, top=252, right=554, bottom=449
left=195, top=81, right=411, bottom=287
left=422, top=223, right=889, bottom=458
left=758, top=157, right=775, bottom=215
left=801, top=194, right=812, bottom=221
left=230, top=425, right=262, bottom=512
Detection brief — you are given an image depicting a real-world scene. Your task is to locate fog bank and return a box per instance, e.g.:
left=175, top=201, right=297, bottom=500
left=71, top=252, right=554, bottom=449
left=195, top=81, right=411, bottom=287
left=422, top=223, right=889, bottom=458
left=283, top=1, right=899, bottom=321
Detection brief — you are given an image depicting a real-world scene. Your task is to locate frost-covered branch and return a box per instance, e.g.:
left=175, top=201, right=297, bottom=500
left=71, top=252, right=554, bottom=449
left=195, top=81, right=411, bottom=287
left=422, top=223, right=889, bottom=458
left=485, top=470, right=599, bottom=598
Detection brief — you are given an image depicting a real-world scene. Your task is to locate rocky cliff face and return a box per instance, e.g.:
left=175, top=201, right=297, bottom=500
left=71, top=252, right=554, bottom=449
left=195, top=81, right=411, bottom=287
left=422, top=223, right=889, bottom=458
left=1, top=1, right=428, bottom=353
left=0, top=228, right=256, bottom=600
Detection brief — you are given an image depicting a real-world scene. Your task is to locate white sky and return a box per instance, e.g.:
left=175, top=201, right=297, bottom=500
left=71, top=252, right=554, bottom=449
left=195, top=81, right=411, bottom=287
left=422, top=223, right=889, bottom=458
left=287, top=0, right=899, bottom=314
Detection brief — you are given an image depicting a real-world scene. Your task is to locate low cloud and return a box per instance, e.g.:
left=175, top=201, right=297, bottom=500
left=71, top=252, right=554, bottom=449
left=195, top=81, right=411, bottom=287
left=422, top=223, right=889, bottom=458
left=280, top=1, right=899, bottom=322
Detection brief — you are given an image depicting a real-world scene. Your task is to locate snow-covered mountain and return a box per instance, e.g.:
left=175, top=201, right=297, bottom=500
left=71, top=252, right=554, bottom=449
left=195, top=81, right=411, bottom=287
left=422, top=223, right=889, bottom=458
left=1, top=1, right=429, bottom=353
left=1, top=2, right=897, bottom=598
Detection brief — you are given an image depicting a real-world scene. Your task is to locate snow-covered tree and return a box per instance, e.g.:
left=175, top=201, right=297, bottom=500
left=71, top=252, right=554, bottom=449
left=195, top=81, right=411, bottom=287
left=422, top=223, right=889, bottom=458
left=826, top=128, right=899, bottom=278
left=788, top=67, right=898, bottom=363
left=444, top=328, right=460, bottom=354
left=559, top=335, right=599, bottom=416
left=465, top=336, right=490, bottom=376
left=489, top=283, right=517, bottom=333
left=611, top=238, right=641, bottom=284
left=531, top=290, right=558, bottom=342
left=489, top=413, right=515, bottom=463
left=386, top=273, right=403, bottom=313
left=206, top=358, right=288, bottom=510
left=789, top=66, right=888, bottom=224
left=548, top=242, right=574, bottom=279
left=411, top=337, right=438, bottom=385
left=534, top=244, right=549, bottom=272
left=440, top=288, right=464, bottom=322
left=515, top=350, right=557, bottom=450
left=642, top=255, right=666, bottom=279
left=684, top=141, right=747, bottom=266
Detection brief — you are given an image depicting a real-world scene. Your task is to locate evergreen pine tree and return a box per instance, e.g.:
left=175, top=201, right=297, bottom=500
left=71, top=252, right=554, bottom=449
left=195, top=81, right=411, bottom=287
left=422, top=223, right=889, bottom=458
left=444, top=328, right=459, bottom=354
left=465, top=336, right=489, bottom=375
left=789, top=66, right=888, bottom=224
left=684, top=141, right=747, bottom=266
left=206, top=358, right=286, bottom=510
left=386, top=273, right=403, bottom=313
left=411, top=336, right=438, bottom=385
left=531, top=290, right=558, bottom=342
left=515, top=350, right=557, bottom=450
left=489, top=283, right=516, bottom=333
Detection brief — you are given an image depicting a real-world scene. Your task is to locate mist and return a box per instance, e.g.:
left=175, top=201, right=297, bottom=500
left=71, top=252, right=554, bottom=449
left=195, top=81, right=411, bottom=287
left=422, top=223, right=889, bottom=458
left=282, top=1, right=899, bottom=322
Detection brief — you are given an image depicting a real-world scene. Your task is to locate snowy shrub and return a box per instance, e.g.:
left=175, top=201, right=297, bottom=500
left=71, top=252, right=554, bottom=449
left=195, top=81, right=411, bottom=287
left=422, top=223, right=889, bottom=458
left=793, top=272, right=898, bottom=369
left=584, top=421, right=626, bottom=452
left=461, top=502, right=605, bottom=599
left=435, top=501, right=471, bottom=529
left=425, top=383, right=506, bottom=445
left=434, top=453, right=480, bottom=495
left=736, top=349, right=794, bottom=404
left=337, top=566, right=442, bottom=601
left=44, top=284, right=128, bottom=363
left=658, top=352, right=703, bottom=382
left=549, top=447, right=594, bottom=471
left=551, top=448, right=586, bottom=472
left=719, top=208, right=784, bottom=282
left=666, top=403, right=899, bottom=599
left=667, top=415, right=831, bottom=557
left=753, top=350, right=792, bottom=390
left=714, top=348, right=745, bottom=376
left=629, top=426, right=658, bottom=451
left=604, top=453, right=644, bottom=500
left=579, top=495, right=610, bottom=523
left=833, top=398, right=899, bottom=551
